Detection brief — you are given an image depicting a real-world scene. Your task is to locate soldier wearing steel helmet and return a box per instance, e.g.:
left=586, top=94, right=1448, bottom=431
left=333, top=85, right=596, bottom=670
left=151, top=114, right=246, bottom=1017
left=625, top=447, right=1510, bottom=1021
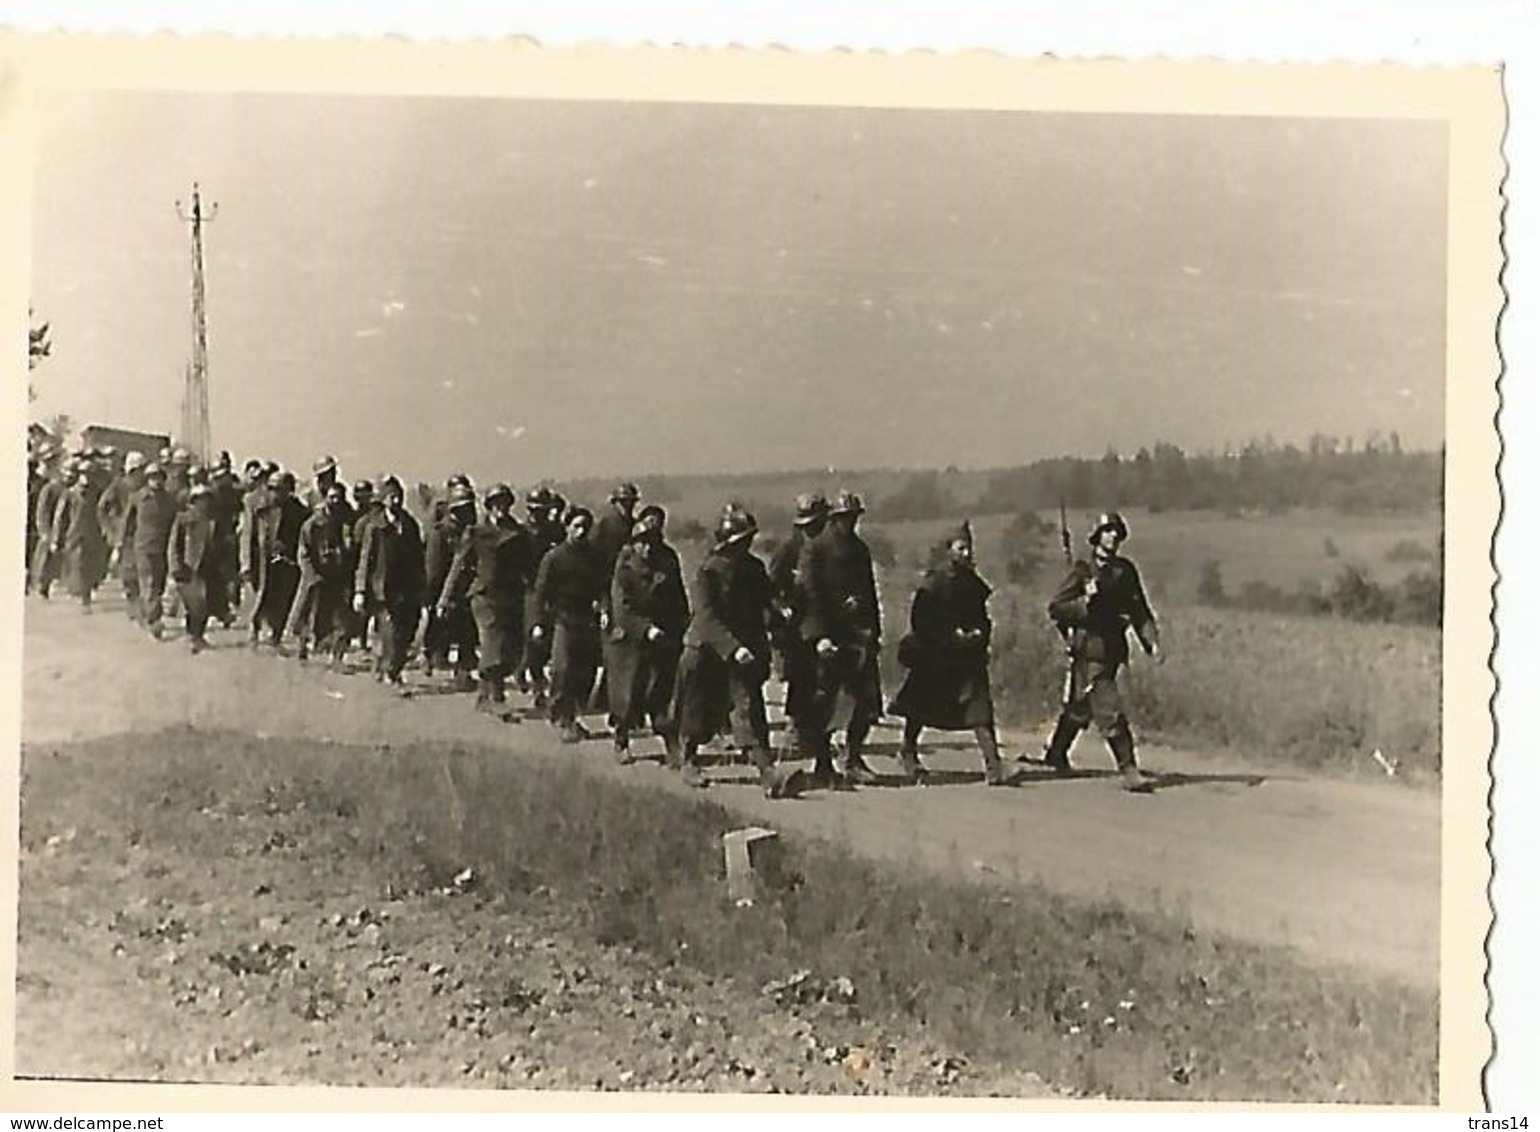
left=796, top=489, right=886, bottom=788
left=532, top=505, right=607, bottom=742
left=28, top=459, right=68, bottom=599
left=424, top=477, right=479, bottom=687
left=301, top=454, right=346, bottom=514
left=1041, top=510, right=1165, bottom=792
left=128, top=463, right=178, bottom=638
left=518, top=486, right=565, bottom=704
left=169, top=483, right=224, bottom=653
left=768, top=491, right=829, bottom=751
left=668, top=506, right=791, bottom=797
left=52, top=463, right=111, bottom=613
left=346, top=479, right=381, bottom=655
left=209, top=455, right=244, bottom=626
left=99, top=452, right=147, bottom=618
left=247, top=470, right=309, bottom=651
left=605, top=504, right=689, bottom=763
left=440, top=483, right=537, bottom=715
left=291, top=480, right=356, bottom=667
left=353, top=475, right=426, bottom=687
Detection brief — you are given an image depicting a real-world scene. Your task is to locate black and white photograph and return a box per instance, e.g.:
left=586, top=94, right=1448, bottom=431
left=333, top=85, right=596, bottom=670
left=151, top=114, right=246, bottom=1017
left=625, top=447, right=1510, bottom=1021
left=4, top=37, right=1502, bottom=1110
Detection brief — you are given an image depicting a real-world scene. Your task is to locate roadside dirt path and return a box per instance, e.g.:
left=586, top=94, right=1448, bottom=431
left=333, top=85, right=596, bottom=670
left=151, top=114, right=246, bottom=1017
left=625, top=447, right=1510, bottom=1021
left=20, top=595, right=1439, bottom=988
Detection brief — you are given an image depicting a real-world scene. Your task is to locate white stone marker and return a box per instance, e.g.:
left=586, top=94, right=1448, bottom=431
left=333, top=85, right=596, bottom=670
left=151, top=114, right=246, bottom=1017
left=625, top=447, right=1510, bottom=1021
left=723, top=826, right=780, bottom=906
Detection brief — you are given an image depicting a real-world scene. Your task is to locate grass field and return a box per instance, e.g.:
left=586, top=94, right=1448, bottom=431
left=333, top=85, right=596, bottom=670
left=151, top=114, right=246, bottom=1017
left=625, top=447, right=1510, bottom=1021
left=21, top=728, right=1438, bottom=1103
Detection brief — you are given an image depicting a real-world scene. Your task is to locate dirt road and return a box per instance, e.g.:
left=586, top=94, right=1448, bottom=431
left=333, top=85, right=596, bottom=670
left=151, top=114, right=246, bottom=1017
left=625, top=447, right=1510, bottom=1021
left=20, top=595, right=1439, bottom=989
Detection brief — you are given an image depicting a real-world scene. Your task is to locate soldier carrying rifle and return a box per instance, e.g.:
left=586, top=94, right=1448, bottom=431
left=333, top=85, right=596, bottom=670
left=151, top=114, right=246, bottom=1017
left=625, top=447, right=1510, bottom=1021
left=1041, top=510, right=1165, bottom=792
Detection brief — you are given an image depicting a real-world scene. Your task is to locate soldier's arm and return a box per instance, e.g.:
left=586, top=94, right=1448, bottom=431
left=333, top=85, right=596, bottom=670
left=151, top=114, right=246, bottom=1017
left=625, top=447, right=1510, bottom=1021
left=1125, top=562, right=1162, bottom=655
left=169, top=514, right=188, bottom=579
left=94, top=485, right=116, bottom=530
left=121, top=494, right=140, bottom=545
left=354, top=521, right=376, bottom=599
left=531, top=546, right=557, bottom=629
left=609, top=549, right=649, bottom=638
left=795, top=541, right=832, bottom=643
left=695, top=561, right=746, bottom=659
left=1046, top=562, right=1093, bottom=626
left=440, top=531, right=474, bottom=608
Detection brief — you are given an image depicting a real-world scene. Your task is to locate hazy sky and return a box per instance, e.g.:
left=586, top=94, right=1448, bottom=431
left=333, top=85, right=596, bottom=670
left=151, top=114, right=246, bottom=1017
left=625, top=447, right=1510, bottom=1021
left=29, top=92, right=1447, bottom=485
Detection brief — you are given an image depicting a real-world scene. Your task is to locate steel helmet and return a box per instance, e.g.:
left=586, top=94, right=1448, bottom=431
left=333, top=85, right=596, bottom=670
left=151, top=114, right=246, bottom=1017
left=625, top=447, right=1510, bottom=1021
left=829, top=489, right=866, bottom=517
left=794, top=491, right=830, bottom=526
left=1088, top=511, right=1130, bottom=544
left=715, top=508, right=758, bottom=548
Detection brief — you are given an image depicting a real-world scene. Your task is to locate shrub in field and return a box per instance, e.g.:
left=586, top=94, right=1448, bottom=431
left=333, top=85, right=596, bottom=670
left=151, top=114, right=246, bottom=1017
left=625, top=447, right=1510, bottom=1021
left=999, top=511, right=1058, bottom=586
left=1384, top=539, right=1435, bottom=564
left=1329, top=564, right=1398, bottom=622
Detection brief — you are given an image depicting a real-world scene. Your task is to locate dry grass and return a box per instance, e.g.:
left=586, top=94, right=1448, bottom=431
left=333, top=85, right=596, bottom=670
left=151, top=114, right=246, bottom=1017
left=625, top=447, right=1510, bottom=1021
left=30, top=728, right=1436, bottom=1103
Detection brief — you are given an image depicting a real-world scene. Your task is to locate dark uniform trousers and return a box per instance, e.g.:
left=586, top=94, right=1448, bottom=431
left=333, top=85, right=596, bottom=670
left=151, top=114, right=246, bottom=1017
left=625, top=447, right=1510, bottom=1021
left=424, top=517, right=474, bottom=674
left=1045, top=555, right=1159, bottom=770
left=670, top=547, right=777, bottom=762
left=534, top=541, right=606, bottom=728
left=797, top=529, right=884, bottom=762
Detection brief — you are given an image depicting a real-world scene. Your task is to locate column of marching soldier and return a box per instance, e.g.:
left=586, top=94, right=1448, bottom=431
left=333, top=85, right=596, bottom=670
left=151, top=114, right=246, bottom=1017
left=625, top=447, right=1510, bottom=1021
left=24, top=440, right=1166, bottom=796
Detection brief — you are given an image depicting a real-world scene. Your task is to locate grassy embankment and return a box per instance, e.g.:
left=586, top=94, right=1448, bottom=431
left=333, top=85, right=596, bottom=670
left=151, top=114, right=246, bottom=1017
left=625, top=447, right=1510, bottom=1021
left=33, top=728, right=1436, bottom=1103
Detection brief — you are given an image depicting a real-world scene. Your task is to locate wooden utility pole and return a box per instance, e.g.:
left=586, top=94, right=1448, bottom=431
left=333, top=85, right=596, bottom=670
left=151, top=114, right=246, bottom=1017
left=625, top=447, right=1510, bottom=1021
left=175, top=182, right=216, bottom=462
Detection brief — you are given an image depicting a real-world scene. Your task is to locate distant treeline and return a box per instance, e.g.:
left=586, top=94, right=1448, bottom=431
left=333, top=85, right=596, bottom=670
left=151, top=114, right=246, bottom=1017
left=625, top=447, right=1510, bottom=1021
left=899, top=433, right=1442, bottom=520
left=551, top=431, right=1442, bottom=526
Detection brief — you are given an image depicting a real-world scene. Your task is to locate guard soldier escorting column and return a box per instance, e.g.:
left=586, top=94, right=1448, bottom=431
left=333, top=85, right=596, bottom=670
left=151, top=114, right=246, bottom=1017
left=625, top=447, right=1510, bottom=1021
left=606, top=504, right=689, bottom=764
left=1043, top=511, right=1165, bottom=792
left=888, top=522, right=1011, bottom=786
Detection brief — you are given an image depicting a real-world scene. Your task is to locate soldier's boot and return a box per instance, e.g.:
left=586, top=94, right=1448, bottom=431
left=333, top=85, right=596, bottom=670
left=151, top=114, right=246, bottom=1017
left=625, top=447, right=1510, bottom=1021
left=680, top=742, right=708, bottom=789
left=803, top=733, right=840, bottom=790
left=839, top=725, right=881, bottom=786
left=978, top=727, right=1012, bottom=786
left=1107, top=727, right=1152, bottom=792
left=896, top=742, right=927, bottom=785
left=748, top=745, right=792, bottom=799
left=613, top=726, right=634, bottom=765
left=474, top=679, right=497, bottom=714
left=1040, top=713, right=1082, bottom=774
left=662, top=730, right=684, bottom=771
